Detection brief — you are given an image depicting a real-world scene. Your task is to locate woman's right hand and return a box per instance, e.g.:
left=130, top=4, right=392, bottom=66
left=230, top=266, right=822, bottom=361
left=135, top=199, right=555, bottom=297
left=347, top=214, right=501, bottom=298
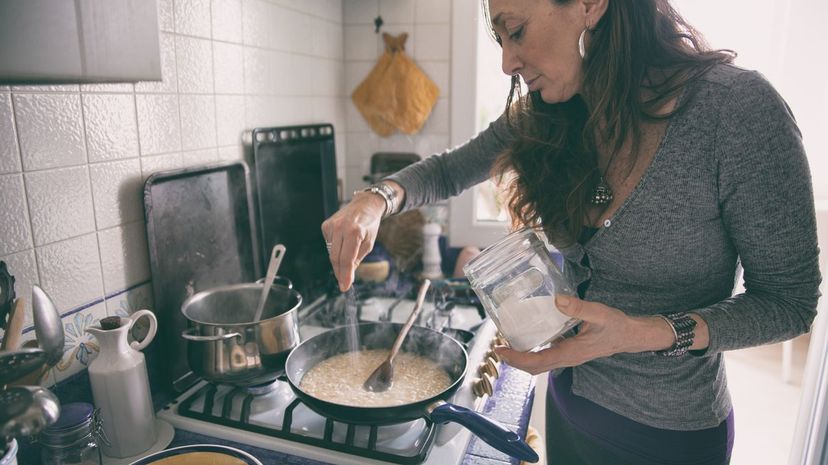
left=321, top=190, right=387, bottom=291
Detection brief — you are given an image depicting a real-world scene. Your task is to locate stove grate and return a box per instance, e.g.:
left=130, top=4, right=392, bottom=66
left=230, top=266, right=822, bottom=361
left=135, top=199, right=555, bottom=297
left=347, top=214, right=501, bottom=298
left=175, top=382, right=438, bottom=464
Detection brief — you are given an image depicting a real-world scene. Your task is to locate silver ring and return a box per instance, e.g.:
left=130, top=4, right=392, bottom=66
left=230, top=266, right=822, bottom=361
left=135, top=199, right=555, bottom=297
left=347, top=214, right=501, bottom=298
left=325, top=241, right=333, bottom=253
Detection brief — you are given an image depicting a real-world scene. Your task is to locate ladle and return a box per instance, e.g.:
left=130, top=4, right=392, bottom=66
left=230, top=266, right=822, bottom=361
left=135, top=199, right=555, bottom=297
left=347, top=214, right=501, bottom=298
left=252, top=244, right=286, bottom=322
left=363, top=279, right=431, bottom=392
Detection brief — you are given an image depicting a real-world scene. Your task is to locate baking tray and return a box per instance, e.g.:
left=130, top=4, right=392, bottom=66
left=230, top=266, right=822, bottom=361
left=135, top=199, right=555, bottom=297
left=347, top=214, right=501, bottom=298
left=144, top=161, right=260, bottom=392
left=251, top=124, right=339, bottom=306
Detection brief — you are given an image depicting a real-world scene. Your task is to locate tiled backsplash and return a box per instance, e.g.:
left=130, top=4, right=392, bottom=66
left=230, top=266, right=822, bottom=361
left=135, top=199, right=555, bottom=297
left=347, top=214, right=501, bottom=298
left=0, top=0, right=454, bottom=388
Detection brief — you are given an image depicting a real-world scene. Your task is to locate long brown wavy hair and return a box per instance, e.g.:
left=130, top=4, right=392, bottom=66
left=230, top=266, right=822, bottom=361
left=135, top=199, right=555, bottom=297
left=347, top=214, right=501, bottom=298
left=483, top=0, right=734, bottom=244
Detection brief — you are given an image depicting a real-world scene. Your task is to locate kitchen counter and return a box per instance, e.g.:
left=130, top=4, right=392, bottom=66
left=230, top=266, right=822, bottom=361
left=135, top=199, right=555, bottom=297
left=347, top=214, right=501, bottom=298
left=158, top=363, right=536, bottom=465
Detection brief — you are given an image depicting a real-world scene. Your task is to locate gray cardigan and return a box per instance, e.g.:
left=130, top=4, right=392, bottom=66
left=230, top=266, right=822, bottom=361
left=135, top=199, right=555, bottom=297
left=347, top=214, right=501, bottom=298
left=387, top=64, right=822, bottom=430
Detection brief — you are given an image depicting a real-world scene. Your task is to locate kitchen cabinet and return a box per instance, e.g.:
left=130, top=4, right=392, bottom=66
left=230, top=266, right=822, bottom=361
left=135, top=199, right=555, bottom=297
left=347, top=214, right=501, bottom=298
left=0, top=0, right=161, bottom=84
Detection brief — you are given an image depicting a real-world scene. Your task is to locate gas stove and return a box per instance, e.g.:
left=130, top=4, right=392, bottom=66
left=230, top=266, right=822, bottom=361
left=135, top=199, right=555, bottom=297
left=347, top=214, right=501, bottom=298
left=158, top=296, right=505, bottom=465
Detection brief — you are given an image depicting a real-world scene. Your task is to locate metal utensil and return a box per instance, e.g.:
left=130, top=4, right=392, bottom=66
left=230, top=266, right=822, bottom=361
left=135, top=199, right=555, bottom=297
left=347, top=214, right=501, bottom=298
left=0, top=385, right=60, bottom=440
left=363, top=279, right=431, bottom=393
left=32, top=285, right=64, bottom=366
left=0, top=298, right=25, bottom=351
left=253, top=244, right=286, bottom=323
left=0, top=349, right=47, bottom=386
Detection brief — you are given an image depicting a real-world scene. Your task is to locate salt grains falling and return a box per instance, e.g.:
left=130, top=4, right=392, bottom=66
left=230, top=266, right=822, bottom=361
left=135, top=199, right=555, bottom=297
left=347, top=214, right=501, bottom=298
left=345, top=287, right=360, bottom=354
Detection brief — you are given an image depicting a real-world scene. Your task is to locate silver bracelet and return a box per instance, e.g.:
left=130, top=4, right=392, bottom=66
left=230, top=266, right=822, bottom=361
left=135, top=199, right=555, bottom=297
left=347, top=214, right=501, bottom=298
left=357, top=183, right=397, bottom=218
left=655, top=312, right=696, bottom=357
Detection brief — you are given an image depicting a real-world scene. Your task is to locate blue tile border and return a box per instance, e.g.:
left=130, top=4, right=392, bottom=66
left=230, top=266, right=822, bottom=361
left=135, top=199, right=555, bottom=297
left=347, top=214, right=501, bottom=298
left=19, top=279, right=151, bottom=334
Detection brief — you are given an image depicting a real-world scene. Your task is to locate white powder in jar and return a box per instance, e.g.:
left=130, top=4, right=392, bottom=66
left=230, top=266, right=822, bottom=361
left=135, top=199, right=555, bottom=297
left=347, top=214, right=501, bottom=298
left=496, top=295, right=573, bottom=351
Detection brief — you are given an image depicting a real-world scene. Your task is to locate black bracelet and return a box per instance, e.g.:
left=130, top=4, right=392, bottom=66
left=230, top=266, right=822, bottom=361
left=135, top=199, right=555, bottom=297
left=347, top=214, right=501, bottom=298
left=655, top=312, right=696, bottom=357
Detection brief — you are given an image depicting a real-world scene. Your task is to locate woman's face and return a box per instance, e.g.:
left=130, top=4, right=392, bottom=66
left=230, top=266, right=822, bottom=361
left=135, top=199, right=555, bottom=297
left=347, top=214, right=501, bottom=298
left=488, top=0, right=590, bottom=103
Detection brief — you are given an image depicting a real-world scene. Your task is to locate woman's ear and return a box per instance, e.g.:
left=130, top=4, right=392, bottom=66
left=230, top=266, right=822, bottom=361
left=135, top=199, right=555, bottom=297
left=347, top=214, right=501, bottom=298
left=582, top=0, right=609, bottom=28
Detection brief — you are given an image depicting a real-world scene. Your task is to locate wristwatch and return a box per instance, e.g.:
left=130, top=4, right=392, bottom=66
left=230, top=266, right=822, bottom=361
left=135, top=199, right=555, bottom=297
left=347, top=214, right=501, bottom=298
left=358, top=182, right=398, bottom=218
left=655, top=312, right=696, bottom=357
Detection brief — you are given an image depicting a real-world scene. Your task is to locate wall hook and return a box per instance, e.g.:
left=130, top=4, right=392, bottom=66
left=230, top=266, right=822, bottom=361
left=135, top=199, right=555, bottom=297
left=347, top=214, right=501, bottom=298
left=374, top=15, right=384, bottom=33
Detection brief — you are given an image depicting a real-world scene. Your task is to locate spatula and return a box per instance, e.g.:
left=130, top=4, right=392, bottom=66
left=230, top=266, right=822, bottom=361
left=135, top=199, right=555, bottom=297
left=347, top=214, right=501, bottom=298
left=363, top=279, right=431, bottom=393
left=252, top=244, right=286, bottom=323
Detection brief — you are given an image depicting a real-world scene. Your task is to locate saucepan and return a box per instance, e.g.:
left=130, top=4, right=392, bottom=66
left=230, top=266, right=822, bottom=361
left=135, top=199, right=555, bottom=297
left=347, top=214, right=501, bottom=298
left=284, top=322, right=539, bottom=463
left=181, top=282, right=301, bottom=386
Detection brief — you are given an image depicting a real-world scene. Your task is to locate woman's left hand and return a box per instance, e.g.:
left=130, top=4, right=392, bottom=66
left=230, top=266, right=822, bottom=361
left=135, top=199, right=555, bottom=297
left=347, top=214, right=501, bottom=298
left=493, top=295, right=669, bottom=375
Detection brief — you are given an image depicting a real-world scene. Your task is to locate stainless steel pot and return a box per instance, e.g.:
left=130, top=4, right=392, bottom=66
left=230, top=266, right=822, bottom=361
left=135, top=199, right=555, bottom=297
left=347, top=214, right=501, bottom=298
left=181, top=283, right=301, bottom=386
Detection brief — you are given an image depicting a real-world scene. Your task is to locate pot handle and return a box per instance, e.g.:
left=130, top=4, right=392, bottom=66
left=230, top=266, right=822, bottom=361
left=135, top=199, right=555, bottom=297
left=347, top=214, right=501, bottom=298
left=181, top=328, right=242, bottom=342
left=427, top=401, right=539, bottom=463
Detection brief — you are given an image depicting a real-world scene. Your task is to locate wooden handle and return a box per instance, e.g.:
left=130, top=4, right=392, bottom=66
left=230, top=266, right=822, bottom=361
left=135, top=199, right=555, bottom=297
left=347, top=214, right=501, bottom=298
left=1, top=298, right=25, bottom=351
left=388, top=279, right=431, bottom=362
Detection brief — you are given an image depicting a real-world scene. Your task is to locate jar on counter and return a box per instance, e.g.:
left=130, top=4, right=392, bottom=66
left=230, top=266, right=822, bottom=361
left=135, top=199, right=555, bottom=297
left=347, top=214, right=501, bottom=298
left=464, top=227, right=579, bottom=352
left=40, top=403, right=106, bottom=465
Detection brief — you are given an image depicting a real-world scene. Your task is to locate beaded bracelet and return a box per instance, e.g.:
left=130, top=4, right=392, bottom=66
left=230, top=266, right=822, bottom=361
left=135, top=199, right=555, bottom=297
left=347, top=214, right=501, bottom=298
left=655, top=312, right=696, bottom=357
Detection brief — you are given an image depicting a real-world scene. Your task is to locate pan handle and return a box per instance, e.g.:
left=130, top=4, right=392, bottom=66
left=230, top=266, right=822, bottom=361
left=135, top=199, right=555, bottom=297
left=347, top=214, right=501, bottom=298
left=427, top=401, right=539, bottom=463
left=181, top=328, right=242, bottom=342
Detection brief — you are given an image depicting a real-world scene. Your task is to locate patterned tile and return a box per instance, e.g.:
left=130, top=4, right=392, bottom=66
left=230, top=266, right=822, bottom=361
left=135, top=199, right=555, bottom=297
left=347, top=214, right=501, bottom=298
left=54, top=302, right=108, bottom=383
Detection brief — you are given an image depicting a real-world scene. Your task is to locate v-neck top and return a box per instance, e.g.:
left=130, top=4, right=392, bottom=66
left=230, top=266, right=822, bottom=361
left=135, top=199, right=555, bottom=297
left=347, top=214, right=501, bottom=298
left=387, top=64, right=821, bottom=430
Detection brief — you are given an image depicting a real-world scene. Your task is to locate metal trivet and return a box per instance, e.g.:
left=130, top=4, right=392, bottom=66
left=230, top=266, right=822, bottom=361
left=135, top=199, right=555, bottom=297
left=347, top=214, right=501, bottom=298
left=173, top=382, right=438, bottom=464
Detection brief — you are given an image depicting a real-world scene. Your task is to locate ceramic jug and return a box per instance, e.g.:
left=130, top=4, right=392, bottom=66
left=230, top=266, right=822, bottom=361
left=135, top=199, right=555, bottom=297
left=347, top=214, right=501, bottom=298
left=86, top=310, right=157, bottom=458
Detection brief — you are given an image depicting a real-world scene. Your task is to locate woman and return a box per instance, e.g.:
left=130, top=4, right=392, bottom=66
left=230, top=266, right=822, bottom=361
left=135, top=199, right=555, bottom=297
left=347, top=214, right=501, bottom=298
left=322, top=1, right=821, bottom=463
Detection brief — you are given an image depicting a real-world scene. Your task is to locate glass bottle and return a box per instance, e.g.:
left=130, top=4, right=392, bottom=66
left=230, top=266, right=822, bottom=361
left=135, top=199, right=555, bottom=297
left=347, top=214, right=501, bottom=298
left=464, top=227, right=579, bottom=352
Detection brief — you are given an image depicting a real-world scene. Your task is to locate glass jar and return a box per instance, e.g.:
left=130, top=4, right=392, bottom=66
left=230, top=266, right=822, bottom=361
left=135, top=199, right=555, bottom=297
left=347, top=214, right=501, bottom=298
left=464, top=227, right=579, bottom=352
left=40, top=403, right=105, bottom=465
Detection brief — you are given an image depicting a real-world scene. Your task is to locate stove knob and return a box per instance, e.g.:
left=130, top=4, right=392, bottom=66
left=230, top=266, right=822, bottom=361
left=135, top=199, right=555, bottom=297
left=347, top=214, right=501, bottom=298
left=478, top=356, right=500, bottom=379
left=486, top=349, right=500, bottom=363
left=472, top=373, right=494, bottom=397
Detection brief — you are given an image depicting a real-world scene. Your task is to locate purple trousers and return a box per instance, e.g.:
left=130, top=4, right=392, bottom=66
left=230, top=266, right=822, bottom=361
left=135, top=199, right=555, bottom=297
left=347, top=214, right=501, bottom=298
left=546, top=369, right=734, bottom=465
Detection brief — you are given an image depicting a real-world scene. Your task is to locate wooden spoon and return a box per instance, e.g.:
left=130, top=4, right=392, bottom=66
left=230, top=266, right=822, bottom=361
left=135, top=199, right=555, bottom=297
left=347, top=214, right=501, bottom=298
left=363, top=279, right=431, bottom=393
left=1, top=298, right=26, bottom=351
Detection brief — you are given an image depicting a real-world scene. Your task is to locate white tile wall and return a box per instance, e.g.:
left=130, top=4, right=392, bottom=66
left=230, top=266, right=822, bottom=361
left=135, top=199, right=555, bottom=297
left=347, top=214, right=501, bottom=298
left=35, top=233, right=104, bottom=312
left=0, top=93, right=21, bottom=174
left=212, top=0, right=243, bottom=43
left=0, top=1, right=349, bottom=381
left=82, top=94, right=140, bottom=163
left=0, top=0, right=453, bottom=382
left=0, top=174, right=33, bottom=255
left=14, top=93, right=87, bottom=171
left=26, top=166, right=96, bottom=246
left=342, top=0, right=451, bottom=196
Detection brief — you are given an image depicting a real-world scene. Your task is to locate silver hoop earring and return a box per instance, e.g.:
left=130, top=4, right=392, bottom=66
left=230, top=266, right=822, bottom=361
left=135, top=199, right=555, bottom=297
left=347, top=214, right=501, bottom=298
left=578, top=27, right=588, bottom=59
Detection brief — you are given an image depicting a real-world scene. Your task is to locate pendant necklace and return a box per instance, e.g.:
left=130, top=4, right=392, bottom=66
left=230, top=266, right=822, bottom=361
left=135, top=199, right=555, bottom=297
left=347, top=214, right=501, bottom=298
left=590, top=151, right=619, bottom=206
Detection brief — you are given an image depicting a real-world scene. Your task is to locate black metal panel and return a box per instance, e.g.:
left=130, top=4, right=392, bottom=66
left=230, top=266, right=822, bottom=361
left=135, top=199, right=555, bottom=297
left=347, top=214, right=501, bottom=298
left=143, top=161, right=260, bottom=393
left=251, top=124, right=338, bottom=306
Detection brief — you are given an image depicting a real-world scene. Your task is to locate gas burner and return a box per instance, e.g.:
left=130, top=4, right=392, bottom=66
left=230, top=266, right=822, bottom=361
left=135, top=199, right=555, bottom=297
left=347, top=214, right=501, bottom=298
left=244, top=379, right=281, bottom=396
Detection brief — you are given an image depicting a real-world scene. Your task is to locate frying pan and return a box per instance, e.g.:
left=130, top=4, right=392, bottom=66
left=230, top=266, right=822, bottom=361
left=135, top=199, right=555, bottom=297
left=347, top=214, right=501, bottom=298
left=285, top=322, right=538, bottom=463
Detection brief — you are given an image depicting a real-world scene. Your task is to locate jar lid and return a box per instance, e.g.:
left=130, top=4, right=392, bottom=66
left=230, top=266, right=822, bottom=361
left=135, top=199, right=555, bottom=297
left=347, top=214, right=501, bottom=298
left=40, top=402, right=95, bottom=444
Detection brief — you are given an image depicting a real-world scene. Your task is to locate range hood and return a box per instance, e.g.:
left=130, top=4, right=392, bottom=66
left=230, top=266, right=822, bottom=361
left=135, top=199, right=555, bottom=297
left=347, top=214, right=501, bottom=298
left=0, top=0, right=162, bottom=85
